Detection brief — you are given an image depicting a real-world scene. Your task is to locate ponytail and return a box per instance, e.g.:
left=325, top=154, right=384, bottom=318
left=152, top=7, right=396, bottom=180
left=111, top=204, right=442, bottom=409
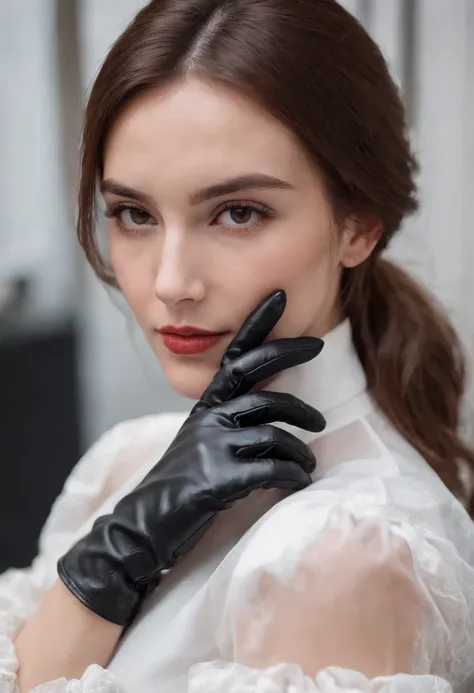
left=342, top=257, right=474, bottom=509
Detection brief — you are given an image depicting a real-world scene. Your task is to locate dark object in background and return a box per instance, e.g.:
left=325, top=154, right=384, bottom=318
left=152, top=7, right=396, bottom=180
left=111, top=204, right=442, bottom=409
left=0, top=324, right=81, bottom=571
left=0, top=278, right=30, bottom=321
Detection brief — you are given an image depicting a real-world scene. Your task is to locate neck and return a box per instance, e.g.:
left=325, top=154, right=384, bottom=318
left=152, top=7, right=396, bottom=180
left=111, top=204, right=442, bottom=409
left=305, top=301, right=344, bottom=340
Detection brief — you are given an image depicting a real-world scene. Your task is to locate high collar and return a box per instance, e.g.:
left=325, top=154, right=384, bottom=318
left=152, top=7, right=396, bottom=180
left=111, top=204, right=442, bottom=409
left=263, top=319, right=372, bottom=443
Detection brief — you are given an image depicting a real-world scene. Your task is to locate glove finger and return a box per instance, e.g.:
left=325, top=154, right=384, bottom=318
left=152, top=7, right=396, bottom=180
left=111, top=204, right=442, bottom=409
left=221, top=390, right=326, bottom=433
left=198, top=337, right=324, bottom=409
left=236, top=425, right=316, bottom=474
left=220, top=290, right=287, bottom=368
left=239, top=458, right=313, bottom=493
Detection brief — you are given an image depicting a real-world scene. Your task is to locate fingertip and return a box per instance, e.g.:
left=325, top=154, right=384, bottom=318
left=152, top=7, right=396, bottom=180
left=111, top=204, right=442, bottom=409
left=272, top=289, right=287, bottom=309
left=299, top=471, right=314, bottom=489
left=262, top=289, right=287, bottom=323
left=297, top=338, right=325, bottom=363
left=286, top=337, right=325, bottom=366
left=309, top=409, right=327, bottom=432
left=288, top=337, right=325, bottom=356
left=308, top=337, right=325, bottom=356
left=301, top=453, right=317, bottom=475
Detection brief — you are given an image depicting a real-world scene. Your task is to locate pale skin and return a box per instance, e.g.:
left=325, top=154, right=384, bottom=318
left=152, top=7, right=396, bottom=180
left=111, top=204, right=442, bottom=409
left=15, top=77, right=393, bottom=690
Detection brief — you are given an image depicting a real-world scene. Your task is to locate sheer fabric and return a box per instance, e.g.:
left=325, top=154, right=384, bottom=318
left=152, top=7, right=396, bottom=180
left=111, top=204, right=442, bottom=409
left=1, top=322, right=473, bottom=693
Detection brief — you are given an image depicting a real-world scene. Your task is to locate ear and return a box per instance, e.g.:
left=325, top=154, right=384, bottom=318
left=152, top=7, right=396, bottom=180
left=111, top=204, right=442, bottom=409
left=339, top=216, right=382, bottom=268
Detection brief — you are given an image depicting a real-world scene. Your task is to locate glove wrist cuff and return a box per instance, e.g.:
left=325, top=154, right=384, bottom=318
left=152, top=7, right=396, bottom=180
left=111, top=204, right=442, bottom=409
left=57, top=556, right=142, bottom=627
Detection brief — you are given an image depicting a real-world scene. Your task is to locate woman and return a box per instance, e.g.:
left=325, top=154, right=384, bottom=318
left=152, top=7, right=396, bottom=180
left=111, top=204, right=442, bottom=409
left=2, top=0, right=474, bottom=690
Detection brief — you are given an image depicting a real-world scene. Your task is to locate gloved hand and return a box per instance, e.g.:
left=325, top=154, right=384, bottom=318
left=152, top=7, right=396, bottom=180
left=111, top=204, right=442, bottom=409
left=57, top=290, right=326, bottom=626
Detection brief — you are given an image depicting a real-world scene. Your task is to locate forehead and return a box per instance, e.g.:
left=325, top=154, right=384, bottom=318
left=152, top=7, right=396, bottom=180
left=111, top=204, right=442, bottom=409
left=103, top=78, right=312, bottom=186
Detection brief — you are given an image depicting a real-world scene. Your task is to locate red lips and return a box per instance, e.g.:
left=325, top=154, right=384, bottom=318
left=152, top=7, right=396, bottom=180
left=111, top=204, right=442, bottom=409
left=159, top=325, right=227, bottom=355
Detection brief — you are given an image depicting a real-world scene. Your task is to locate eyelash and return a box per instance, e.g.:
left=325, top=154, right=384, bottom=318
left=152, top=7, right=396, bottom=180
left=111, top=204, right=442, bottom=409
left=104, top=200, right=274, bottom=237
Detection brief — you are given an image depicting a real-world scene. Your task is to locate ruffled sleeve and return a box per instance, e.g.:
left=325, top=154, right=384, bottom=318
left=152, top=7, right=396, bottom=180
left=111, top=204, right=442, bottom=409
left=0, top=414, right=185, bottom=693
left=187, top=469, right=474, bottom=693
left=188, top=662, right=453, bottom=692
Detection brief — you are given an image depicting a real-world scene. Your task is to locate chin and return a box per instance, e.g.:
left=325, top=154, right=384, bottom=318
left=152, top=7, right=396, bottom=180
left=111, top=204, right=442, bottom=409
left=163, top=359, right=220, bottom=401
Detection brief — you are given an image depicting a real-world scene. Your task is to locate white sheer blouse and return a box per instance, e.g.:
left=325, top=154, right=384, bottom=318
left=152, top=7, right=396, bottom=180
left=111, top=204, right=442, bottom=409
left=1, top=320, right=474, bottom=693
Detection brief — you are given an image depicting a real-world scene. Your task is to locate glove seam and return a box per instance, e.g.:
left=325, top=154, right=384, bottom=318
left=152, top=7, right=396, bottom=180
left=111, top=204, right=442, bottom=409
left=225, top=344, right=320, bottom=402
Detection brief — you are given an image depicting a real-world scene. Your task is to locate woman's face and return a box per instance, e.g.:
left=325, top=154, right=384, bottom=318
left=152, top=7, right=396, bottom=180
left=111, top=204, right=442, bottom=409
left=103, top=78, right=372, bottom=399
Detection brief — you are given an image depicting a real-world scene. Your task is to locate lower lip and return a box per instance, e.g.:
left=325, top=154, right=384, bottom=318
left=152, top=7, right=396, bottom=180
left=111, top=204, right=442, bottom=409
left=160, top=332, right=226, bottom=355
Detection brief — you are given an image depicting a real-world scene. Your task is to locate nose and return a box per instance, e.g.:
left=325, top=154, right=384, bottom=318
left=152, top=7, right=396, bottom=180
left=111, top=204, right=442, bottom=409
left=153, top=230, right=205, bottom=306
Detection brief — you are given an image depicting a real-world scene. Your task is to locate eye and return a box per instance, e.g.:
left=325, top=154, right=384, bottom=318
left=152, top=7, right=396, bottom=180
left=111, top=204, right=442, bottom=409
left=212, top=201, right=272, bottom=233
left=104, top=203, right=156, bottom=234
left=122, top=207, right=153, bottom=226
left=221, top=206, right=256, bottom=226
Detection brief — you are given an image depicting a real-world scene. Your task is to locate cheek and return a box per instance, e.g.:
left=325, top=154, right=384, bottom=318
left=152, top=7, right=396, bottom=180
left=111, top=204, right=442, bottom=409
left=224, top=226, right=338, bottom=339
left=274, top=236, right=338, bottom=336
left=109, top=235, right=154, bottom=317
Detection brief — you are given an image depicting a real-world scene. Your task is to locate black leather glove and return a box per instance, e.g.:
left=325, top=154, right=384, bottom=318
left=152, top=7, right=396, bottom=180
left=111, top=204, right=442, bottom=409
left=57, top=290, right=326, bottom=625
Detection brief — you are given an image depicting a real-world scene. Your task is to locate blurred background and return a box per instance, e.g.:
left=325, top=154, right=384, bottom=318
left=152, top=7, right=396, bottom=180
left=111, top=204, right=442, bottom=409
left=1, top=0, right=473, bottom=570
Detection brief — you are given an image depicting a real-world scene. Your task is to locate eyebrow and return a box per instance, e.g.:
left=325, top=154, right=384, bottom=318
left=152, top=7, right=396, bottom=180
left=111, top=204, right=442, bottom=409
left=100, top=174, right=295, bottom=207
left=189, top=174, right=295, bottom=204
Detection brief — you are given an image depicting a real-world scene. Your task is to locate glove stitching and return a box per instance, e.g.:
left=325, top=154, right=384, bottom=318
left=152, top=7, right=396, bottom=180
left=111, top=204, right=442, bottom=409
left=225, top=345, right=319, bottom=402
left=233, top=400, right=307, bottom=426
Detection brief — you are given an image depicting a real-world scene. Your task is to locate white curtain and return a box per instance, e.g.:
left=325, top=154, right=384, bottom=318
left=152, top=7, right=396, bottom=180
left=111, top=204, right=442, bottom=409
left=0, top=0, right=76, bottom=329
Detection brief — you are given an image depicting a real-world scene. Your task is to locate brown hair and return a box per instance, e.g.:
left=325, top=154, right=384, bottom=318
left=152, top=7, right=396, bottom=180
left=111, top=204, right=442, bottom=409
left=77, top=0, right=474, bottom=509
